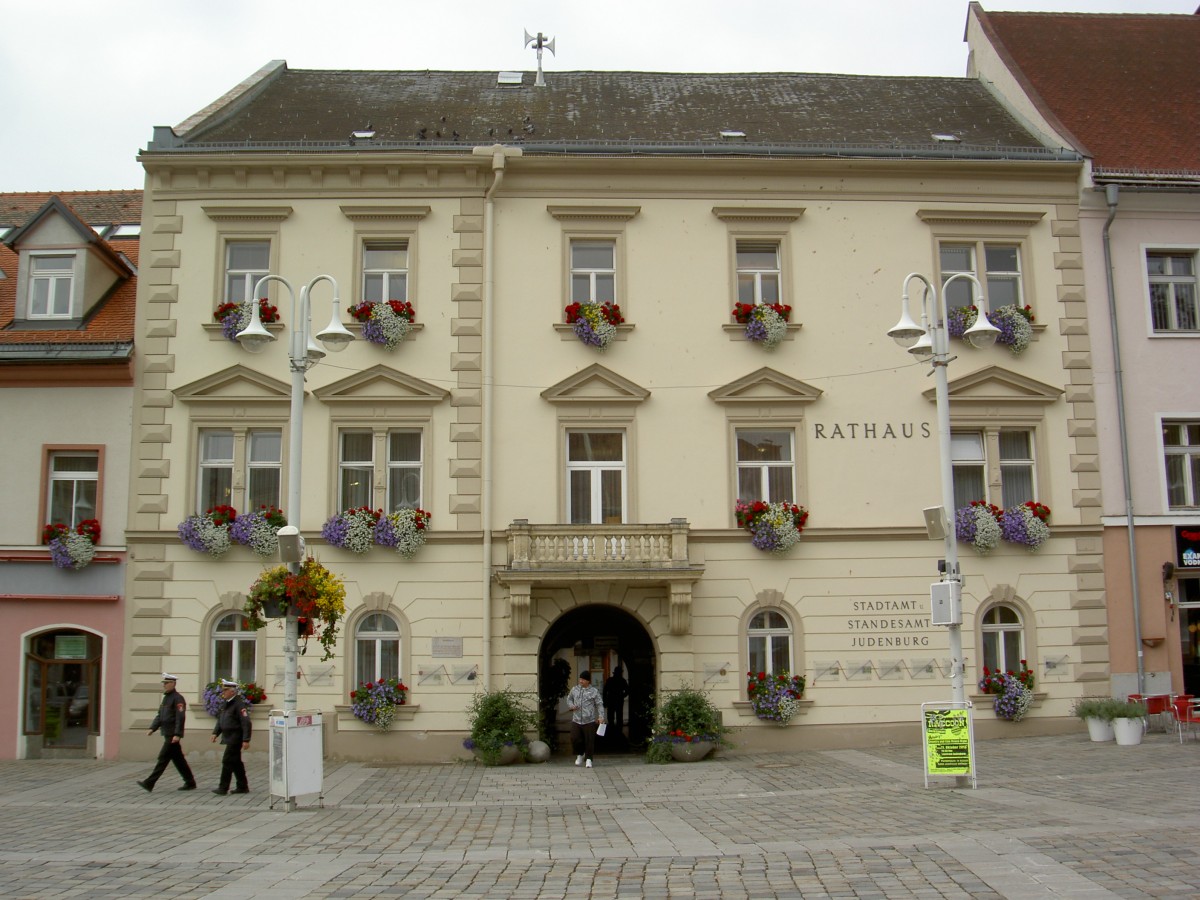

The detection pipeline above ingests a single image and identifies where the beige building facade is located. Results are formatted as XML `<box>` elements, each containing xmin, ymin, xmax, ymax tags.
<box><xmin>124</xmin><ymin>64</ymin><xmax>1101</xmax><ymax>760</ymax></box>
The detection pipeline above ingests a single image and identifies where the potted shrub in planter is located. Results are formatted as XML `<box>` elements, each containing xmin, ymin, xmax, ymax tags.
<box><xmin>463</xmin><ymin>687</ymin><xmax>537</xmax><ymax>765</ymax></box>
<box><xmin>1072</xmin><ymin>697</ymin><xmax>1116</xmax><ymax>742</ymax></box>
<box><xmin>1110</xmin><ymin>699</ymin><xmax>1148</xmax><ymax>746</ymax></box>
<box><xmin>646</xmin><ymin>686</ymin><xmax>730</xmax><ymax>763</ymax></box>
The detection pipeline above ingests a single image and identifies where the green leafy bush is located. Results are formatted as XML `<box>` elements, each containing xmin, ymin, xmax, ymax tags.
<box><xmin>464</xmin><ymin>687</ymin><xmax>537</xmax><ymax>765</ymax></box>
<box><xmin>645</xmin><ymin>686</ymin><xmax>730</xmax><ymax>764</ymax></box>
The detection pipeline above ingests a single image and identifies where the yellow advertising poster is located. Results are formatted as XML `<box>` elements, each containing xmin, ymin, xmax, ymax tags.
<box><xmin>923</xmin><ymin>707</ymin><xmax>972</xmax><ymax>776</ymax></box>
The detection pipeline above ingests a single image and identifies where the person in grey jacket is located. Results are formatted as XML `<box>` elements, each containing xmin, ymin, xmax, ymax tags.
<box><xmin>566</xmin><ymin>670</ymin><xmax>606</xmax><ymax>768</ymax></box>
<box><xmin>210</xmin><ymin>679</ymin><xmax>252</xmax><ymax>794</ymax></box>
<box><xmin>138</xmin><ymin>673</ymin><xmax>196</xmax><ymax>792</ymax></box>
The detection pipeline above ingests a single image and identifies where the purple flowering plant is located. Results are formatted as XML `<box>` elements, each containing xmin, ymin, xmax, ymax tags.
<box><xmin>735</xmin><ymin>499</ymin><xmax>809</xmax><ymax>553</ymax></box>
<box><xmin>947</xmin><ymin>304</ymin><xmax>1034</xmax><ymax>355</ymax></box>
<box><xmin>321</xmin><ymin>507</ymin><xmax>382</xmax><ymax>554</ymax></box>
<box><xmin>178</xmin><ymin>505</ymin><xmax>236</xmax><ymax>556</ymax></box>
<box><xmin>747</xmin><ymin>671</ymin><xmax>806</xmax><ymax>724</ymax></box>
<box><xmin>350</xmin><ymin>677</ymin><xmax>408</xmax><ymax>730</ymax></box>
<box><xmin>374</xmin><ymin>507</ymin><xmax>432</xmax><ymax>557</ymax></box>
<box><xmin>229</xmin><ymin>505</ymin><xmax>287</xmax><ymax>556</ymax></box>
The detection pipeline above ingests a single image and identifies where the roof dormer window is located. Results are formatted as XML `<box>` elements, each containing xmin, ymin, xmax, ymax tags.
<box><xmin>29</xmin><ymin>253</ymin><xmax>75</xmax><ymax>319</ymax></box>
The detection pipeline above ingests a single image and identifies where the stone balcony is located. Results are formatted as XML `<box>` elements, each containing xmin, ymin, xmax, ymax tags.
<box><xmin>495</xmin><ymin>518</ymin><xmax>705</xmax><ymax>636</ymax></box>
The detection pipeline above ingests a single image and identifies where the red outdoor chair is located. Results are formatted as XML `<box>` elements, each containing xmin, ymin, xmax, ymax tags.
<box><xmin>1169</xmin><ymin>695</ymin><xmax>1200</xmax><ymax>743</ymax></box>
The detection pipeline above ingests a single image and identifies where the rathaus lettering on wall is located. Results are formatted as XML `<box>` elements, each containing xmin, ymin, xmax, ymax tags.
<box><xmin>813</xmin><ymin>423</ymin><xmax>932</xmax><ymax>439</ymax></box>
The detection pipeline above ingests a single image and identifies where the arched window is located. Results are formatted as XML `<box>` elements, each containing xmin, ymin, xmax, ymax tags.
<box><xmin>980</xmin><ymin>604</ymin><xmax>1025</xmax><ymax>673</ymax></box>
<box><xmin>747</xmin><ymin>609</ymin><xmax>793</xmax><ymax>676</ymax></box>
<box><xmin>356</xmin><ymin>613</ymin><xmax>401</xmax><ymax>684</ymax></box>
<box><xmin>212</xmin><ymin>613</ymin><xmax>256</xmax><ymax>683</ymax></box>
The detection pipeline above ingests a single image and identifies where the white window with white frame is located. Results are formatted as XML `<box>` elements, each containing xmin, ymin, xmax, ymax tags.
<box><xmin>570</xmin><ymin>241</ymin><xmax>616</xmax><ymax>304</ymax></box>
<box><xmin>980</xmin><ymin>604</ymin><xmax>1025</xmax><ymax>674</ymax></box>
<box><xmin>356</xmin><ymin>613</ymin><xmax>401</xmax><ymax>684</ymax></box>
<box><xmin>747</xmin><ymin>610</ymin><xmax>793</xmax><ymax>677</ymax></box>
<box><xmin>387</xmin><ymin>430</ymin><xmax>422</xmax><ymax>512</ymax></box>
<box><xmin>47</xmin><ymin>450</ymin><xmax>98</xmax><ymax>526</ymax></box>
<box><xmin>362</xmin><ymin>242</ymin><xmax>408</xmax><ymax>303</ymax></box>
<box><xmin>212</xmin><ymin>613</ymin><xmax>256</xmax><ymax>683</ymax></box>
<box><xmin>736</xmin><ymin>242</ymin><xmax>781</xmax><ymax>305</ymax></box>
<box><xmin>567</xmin><ymin>430</ymin><xmax>625</xmax><ymax>525</ymax></box>
<box><xmin>338</xmin><ymin>430</ymin><xmax>375</xmax><ymax>510</ymax></box>
<box><xmin>736</xmin><ymin>428</ymin><xmax>795</xmax><ymax>503</ymax></box>
<box><xmin>940</xmin><ymin>243</ymin><xmax>1023</xmax><ymax>313</ymax></box>
<box><xmin>28</xmin><ymin>253</ymin><xmax>75</xmax><ymax>319</ymax></box>
<box><xmin>224</xmin><ymin>241</ymin><xmax>270</xmax><ymax>304</ymax></box>
<box><xmin>197</xmin><ymin>427</ymin><xmax>282</xmax><ymax>512</ymax></box>
<box><xmin>1148</xmin><ymin>251</ymin><xmax>1198</xmax><ymax>333</ymax></box>
<box><xmin>1164</xmin><ymin>420</ymin><xmax>1200</xmax><ymax>508</ymax></box>
<box><xmin>951</xmin><ymin>429</ymin><xmax>1036</xmax><ymax>509</ymax></box>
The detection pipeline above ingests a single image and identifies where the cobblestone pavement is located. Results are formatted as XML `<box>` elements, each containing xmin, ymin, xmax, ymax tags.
<box><xmin>1</xmin><ymin>732</ymin><xmax>1199</xmax><ymax>898</ymax></box>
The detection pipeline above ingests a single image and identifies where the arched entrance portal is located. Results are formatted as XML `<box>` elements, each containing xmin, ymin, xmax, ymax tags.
<box><xmin>540</xmin><ymin>604</ymin><xmax>656</xmax><ymax>755</ymax></box>
<box><xmin>24</xmin><ymin>628</ymin><xmax>103</xmax><ymax>758</ymax></box>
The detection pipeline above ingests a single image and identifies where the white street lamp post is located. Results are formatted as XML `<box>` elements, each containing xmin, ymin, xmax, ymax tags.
<box><xmin>888</xmin><ymin>272</ymin><xmax>999</xmax><ymax>707</ymax></box>
<box><xmin>236</xmin><ymin>274</ymin><xmax>355</xmax><ymax>711</ymax></box>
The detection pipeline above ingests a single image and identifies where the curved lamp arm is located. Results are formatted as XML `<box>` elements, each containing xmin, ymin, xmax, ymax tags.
<box><xmin>236</xmin><ymin>275</ymin><xmax>296</xmax><ymax>353</ymax></box>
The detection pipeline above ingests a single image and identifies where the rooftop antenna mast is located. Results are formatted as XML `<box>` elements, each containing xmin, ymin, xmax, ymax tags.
<box><xmin>524</xmin><ymin>30</ymin><xmax>556</xmax><ymax>87</ymax></box>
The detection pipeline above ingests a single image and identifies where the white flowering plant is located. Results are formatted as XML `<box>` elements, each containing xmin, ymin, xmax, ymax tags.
<box><xmin>321</xmin><ymin>507</ymin><xmax>382</xmax><ymax>554</ymax></box>
<box><xmin>948</xmin><ymin>304</ymin><xmax>1034</xmax><ymax>355</ymax></box>
<box><xmin>229</xmin><ymin>505</ymin><xmax>287</xmax><ymax>556</ymax></box>
<box><xmin>954</xmin><ymin>501</ymin><xmax>1002</xmax><ymax>554</ymax></box>
<box><xmin>43</xmin><ymin>519</ymin><xmax>101</xmax><ymax>570</ymax></box>
<box><xmin>348</xmin><ymin>300</ymin><xmax>415</xmax><ymax>349</ymax></box>
<box><xmin>732</xmin><ymin>302</ymin><xmax>792</xmax><ymax>349</ymax></box>
<box><xmin>735</xmin><ymin>499</ymin><xmax>809</xmax><ymax>553</ymax></box>
<box><xmin>564</xmin><ymin>301</ymin><xmax>624</xmax><ymax>350</ymax></box>
<box><xmin>375</xmin><ymin>507</ymin><xmax>432</xmax><ymax>557</ymax></box>
<box><xmin>178</xmin><ymin>505</ymin><xmax>236</xmax><ymax>556</ymax></box>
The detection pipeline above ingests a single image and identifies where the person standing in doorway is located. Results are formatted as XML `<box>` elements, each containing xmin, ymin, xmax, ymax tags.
<box><xmin>602</xmin><ymin>665</ymin><xmax>628</xmax><ymax>736</ymax></box>
<box><xmin>210</xmin><ymin>679</ymin><xmax>252</xmax><ymax>794</ymax></box>
<box><xmin>567</xmin><ymin>670</ymin><xmax>605</xmax><ymax>768</ymax></box>
<box><xmin>137</xmin><ymin>673</ymin><xmax>196</xmax><ymax>792</ymax></box>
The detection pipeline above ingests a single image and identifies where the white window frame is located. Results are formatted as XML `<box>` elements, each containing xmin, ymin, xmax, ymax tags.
<box><xmin>195</xmin><ymin>426</ymin><xmax>284</xmax><ymax>514</ymax></box>
<box><xmin>338</xmin><ymin>429</ymin><xmax>376</xmax><ymax>510</ymax></box>
<box><xmin>386</xmin><ymin>429</ymin><xmax>423</xmax><ymax>512</ymax></box>
<box><xmin>735</xmin><ymin>428</ymin><xmax>795</xmax><ymax>503</ymax></box>
<box><xmin>45</xmin><ymin>449</ymin><xmax>100</xmax><ymax>528</ymax></box>
<box><xmin>1163</xmin><ymin>418</ymin><xmax>1200</xmax><ymax>509</ymax></box>
<box><xmin>246</xmin><ymin>429</ymin><xmax>283</xmax><ymax>511</ymax></box>
<box><xmin>566</xmin><ymin>429</ymin><xmax>627</xmax><ymax>525</ymax></box>
<box><xmin>28</xmin><ymin>252</ymin><xmax>75</xmax><ymax>319</ymax></box>
<box><xmin>979</xmin><ymin>603</ymin><xmax>1026</xmax><ymax>674</ymax></box>
<box><xmin>1147</xmin><ymin>248</ymin><xmax>1199</xmax><ymax>333</ymax></box>
<box><xmin>569</xmin><ymin>240</ymin><xmax>616</xmax><ymax>305</ymax></box>
<box><xmin>951</xmin><ymin>427</ymin><xmax>1038</xmax><ymax>509</ymax></box>
<box><xmin>747</xmin><ymin>609</ymin><xmax>794</xmax><ymax>678</ymax></box>
<box><xmin>939</xmin><ymin>242</ymin><xmax>1024</xmax><ymax>313</ymax></box>
<box><xmin>335</xmin><ymin>426</ymin><xmax>427</xmax><ymax>513</ymax></box>
<box><xmin>355</xmin><ymin>613</ymin><xmax>402</xmax><ymax>684</ymax></box>
<box><xmin>223</xmin><ymin>240</ymin><xmax>271</xmax><ymax>305</ymax></box>
<box><xmin>735</xmin><ymin>241</ymin><xmax>782</xmax><ymax>306</ymax></box>
<box><xmin>362</xmin><ymin>241</ymin><xmax>409</xmax><ymax>303</ymax></box>
<box><xmin>212</xmin><ymin>613</ymin><xmax>257</xmax><ymax>683</ymax></box>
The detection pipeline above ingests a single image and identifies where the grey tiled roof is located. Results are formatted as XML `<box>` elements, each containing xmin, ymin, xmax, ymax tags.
<box><xmin>156</xmin><ymin>66</ymin><xmax>1070</xmax><ymax>160</ymax></box>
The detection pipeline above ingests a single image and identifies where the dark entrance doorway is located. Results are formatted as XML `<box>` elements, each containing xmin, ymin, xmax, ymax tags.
<box><xmin>540</xmin><ymin>604</ymin><xmax>655</xmax><ymax>755</ymax></box>
<box><xmin>24</xmin><ymin>629</ymin><xmax>102</xmax><ymax>757</ymax></box>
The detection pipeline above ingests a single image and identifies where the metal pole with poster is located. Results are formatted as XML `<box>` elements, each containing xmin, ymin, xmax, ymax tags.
<box><xmin>921</xmin><ymin>701</ymin><xmax>976</xmax><ymax>789</ymax></box>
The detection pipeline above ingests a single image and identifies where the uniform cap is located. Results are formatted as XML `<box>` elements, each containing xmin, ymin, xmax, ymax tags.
<box><xmin>220</xmin><ymin>679</ymin><xmax>239</xmax><ymax>688</ymax></box>
<box><xmin>161</xmin><ymin>672</ymin><xmax>178</xmax><ymax>682</ymax></box>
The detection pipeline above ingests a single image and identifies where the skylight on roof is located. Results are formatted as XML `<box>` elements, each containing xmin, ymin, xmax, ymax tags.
<box><xmin>932</xmin><ymin>133</ymin><xmax>961</xmax><ymax>143</ymax></box>
<box><xmin>719</xmin><ymin>130</ymin><xmax>747</xmax><ymax>140</ymax></box>
<box><xmin>111</xmin><ymin>224</ymin><xmax>141</xmax><ymax>238</ymax></box>
<box><xmin>0</xmin><ymin>226</ymin><xmax>10</xmax><ymax>241</ymax></box>
<box><xmin>497</xmin><ymin>71</ymin><xmax>523</xmax><ymax>86</ymax></box>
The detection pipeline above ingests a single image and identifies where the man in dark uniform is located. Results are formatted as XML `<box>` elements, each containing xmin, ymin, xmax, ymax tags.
<box><xmin>210</xmin><ymin>678</ymin><xmax>252</xmax><ymax>794</ymax></box>
<box><xmin>138</xmin><ymin>673</ymin><xmax>196</xmax><ymax>792</ymax></box>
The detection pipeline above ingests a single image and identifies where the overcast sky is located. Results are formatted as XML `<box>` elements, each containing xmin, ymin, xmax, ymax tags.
<box><xmin>1</xmin><ymin>0</ymin><xmax>1193</xmax><ymax>193</ymax></box>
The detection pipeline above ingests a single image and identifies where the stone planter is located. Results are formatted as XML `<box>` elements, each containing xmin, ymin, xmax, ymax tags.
<box><xmin>669</xmin><ymin>741</ymin><xmax>714</xmax><ymax>762</ymax></box>
<box><xmin>1112</xmin><ymin>717</ymin><xmax>1144</xmax><ymax>746</ymax></box>
<box><xmin>473</xmin><ymin>744</ymin><xmax>523</xmax><ymax>765</ymax></box>
<box><xmin>1085</xmin><ymin>717</ymin><xmax>1114</xmax><ymax>742</ymax></box>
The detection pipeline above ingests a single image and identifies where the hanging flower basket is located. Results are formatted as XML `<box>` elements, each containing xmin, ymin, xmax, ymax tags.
<box><xmin>735</xmin><ymin>500</ymin><xmax>808</xmax><ymax>553</ymax></box>
<box><xmin>178</xmin><ymin>505</ymin><xmax>237</xmax><ymax>556</ymax></box>
<box><xmin>732</xmin><ymin>302</ymin><xmax>792</xmax><ymax>349</ymax></box>
<box><xmin>348</xmin><ymin>300</ymin><xmax>415</xmax><ymax>349</ymax></box>
<box><xmin>954</xmin><ymin>501</ymin><xmax>1002</xmax><ymax>554</ymax></box>
<box><xmin>350</xmin><ymin>677</ymin><xmax>409</xmax><ymax>731</ymax></box>
<box><xmin>746</xmin><ymin>671</ymin><xmax>806</xmax><ymax>724</ymax></box>
<box><xmin>214</xmin><ymin>298</ymin><xmax>279</xmax><ymax>342</ymax></box>
<box><xmin>979</xmin><ymin>662</ymin><xmax>1035</xmax><ymax>721</ymax></box>
<box><xmin>321</xmin><ymin>507</ymin><xmax>382</xmax><ymax>553</ymax></box>
<box><xmin>374</xmin><ymin>507</ymin><xmax>432</xmax><ymax>557</ymax></box>
<box><xmin>244</xmin><ymin>558</ymin><xmax>346</xmax><ymax>660</ymax></box>
<box><xmin>43</xmin><ymin>519</ymin><xmax>101</xmax><ymax>570</ymax></box>
<box><xmin>564</xmin><ymin>301</ymin><xmax>624</xmax><ymax>350</ymax></box>
<box><xmin>1000</xmin><ymin>501</ymin><xmax>1051</xmax><ymax>550</ymax></box>
<box><xmin>229</xmin><ymin>505</ymin><xmax>287</xmax><ymax>557</ymax></box>
<box><xmin>948</xmin><ymin>304</ymin><xmax>1034</xmax><ymax>355</ymax></box>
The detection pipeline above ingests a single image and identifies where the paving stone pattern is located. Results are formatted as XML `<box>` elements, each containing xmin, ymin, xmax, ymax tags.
<box><xmin>1</xmin><ymin>733</ymin><xmax>1198</xmax><ymax>898</ymax></box>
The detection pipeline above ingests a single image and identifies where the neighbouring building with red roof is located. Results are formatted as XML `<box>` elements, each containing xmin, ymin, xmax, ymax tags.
<box><xmin>0</xmin><ymin>190</ymin><xmax>141</xmax><ymax>758</ymax></box>
<box><xmin>968</xmin><ymin>4</ymin><xmax>1200</xmax><ymax>701</ymax></box>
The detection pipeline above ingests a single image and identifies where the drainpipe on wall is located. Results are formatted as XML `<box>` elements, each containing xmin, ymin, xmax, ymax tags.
<box><xmin>1101</xmin><ymin>182</ymin><xmax>1145</xmax><ymax>695</ymax></box>
<box><xmin>472</xmin><ymin>144</ymin><xmax>522</xmax><ymax>687</ymax></box>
